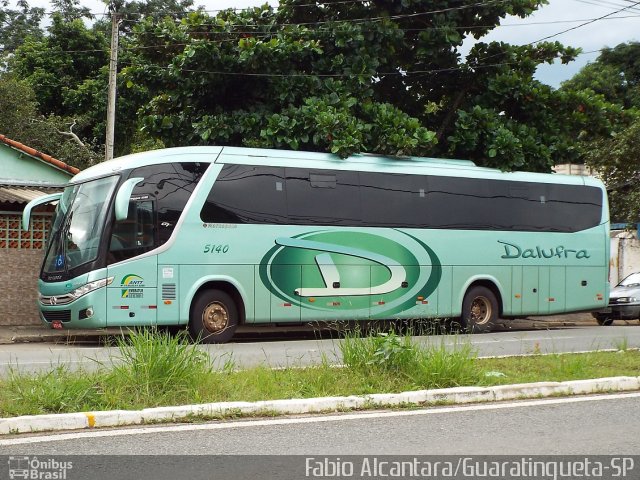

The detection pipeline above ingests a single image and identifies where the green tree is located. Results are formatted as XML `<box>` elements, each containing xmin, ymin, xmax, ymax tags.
<box><xmin>5</xmin><ymin>0</ymin><xmax>627</xmax><ymax>172</ymax></box>
<box><xmin>563</xmin><ymin>42</ymin><xmax>640</xmax><ymax>109</ymax></box>
<box><xmin>448</xmin><ymin>44</ymin><xmax>626</xmax><ymax>171</ymax></box>
<box><xmin>0</xmin><ymin>73</ymin><xmax>100</xmax><ymax>168</ymax></box>
<box><xmin>0</xmin><ymin>73</ymin><xmax>38</xmax><ymax>134</ymax></box>
<box><xmin>0</xmin><ymin>0</ymin><xmax>44</xmax><ymax>55</ymax></box>
<box><xmin>50</xmin><ymin>0</ymin><xmax>94</xmax><ymax>22</ymax></box>
<box><xmin>9</xmin><ymin>9</ymin><xmax>110</xmax><ymax>156</ymax></box>
<box><xmin>584</xmin><ymin>116</ymin><xmax>640</xmax><ymax>223</ymax></box>
<box><xmin>124</xmin><ymin>6</ymin><xmax>438</xmax><ymax>158</ymax></box>
<box><xmin>562</xmin><ymin>42</ymin><xmax>640</xmax><ymax>222</ymax></box>
<box><xmin>123</xmin><ymin>0</ymin><xmax>619</xmax><ymax>168</ymax></box>
<box><xmin>11</xmin><ymin>13</ymin><xmax>108</xmax><ymax>117</ymax></box>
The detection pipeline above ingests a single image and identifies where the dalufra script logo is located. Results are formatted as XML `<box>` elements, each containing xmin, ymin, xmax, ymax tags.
<box><xmin>498</xmin><ymin>240</ymin><xmax>591</xmax><ymax>260</ymax></box>
<box><xmin>259</xmin><ymin>231</ymin><xmax>442</xmax><ymax>317</ymax></box>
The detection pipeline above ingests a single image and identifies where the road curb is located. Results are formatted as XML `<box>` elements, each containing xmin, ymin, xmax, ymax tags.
<box><xmin>1</xmin><ymin>376</ymin><xmax>639</xmax><ymax>435</ymax></box>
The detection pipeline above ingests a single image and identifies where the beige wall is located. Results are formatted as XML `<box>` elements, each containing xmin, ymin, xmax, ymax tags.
<box><xmin>610</xmin><ymin>232</ymin><xmax>640</xmax><ymax>285</ymax></box>
<box><xmin>553</xmin><ymin>163</ymin><xmax>596</xmax><ymax>176</ymax></box>
<box><xmin>0</xmin><ymin>249</ymin><xmax>44</xmax><ymax>325</ymax></box>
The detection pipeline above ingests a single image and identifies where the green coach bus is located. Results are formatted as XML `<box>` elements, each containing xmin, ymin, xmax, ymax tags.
<box><xmin>23</xmin><ymin>146</ymin><xmax>610</xmax><ymax>343</ymax></box>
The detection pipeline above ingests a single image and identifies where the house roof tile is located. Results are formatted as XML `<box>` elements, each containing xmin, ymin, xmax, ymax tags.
<box><xmin>0</xmin><ymin>134</ymin><xmax>80</xmax><ymax>176</ymax></box>
<box><xmin>0</xmin><ymin>185</ymin><xmax>60</xmax><ymax>204</ymax></box>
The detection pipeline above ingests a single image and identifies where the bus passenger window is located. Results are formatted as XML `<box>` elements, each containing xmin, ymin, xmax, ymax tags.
<box><xmin>200</xmin><ymin>165</ymin><xmax>287</xmax><ymax>224</ymax></box>
<box><xmin>108</xmin><ymin>200</ymin><xmax>156</xmax><ymax>263</ymax></box>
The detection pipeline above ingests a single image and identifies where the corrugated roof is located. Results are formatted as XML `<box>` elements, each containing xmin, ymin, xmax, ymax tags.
<box><xmin>0</xmin><ymin>135</ymin><xmax>80</xmax><ymax>175</ymax></box>
<box><xmin>0</xmin><ymin>186</ymin><xmax>60</xmax><ymax>205</ymax></box>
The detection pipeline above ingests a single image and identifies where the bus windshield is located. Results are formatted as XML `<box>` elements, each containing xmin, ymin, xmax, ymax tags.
<box><xmin>43</xmin><ymin>176</ymin><xmax>119</xmax><ymax>275</ymax></box>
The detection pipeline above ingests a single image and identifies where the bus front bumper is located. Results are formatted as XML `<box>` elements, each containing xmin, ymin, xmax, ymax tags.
<box><xmin>39</xmin><ymin>288</ymin><xmax>108</xmax><ymax>329</ymax></box>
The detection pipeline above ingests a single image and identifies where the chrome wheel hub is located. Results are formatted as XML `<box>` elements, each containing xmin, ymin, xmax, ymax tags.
<box><xmin>202</xmin><ymin>302</ymin><xmax>229</xmax><ymax>333</ymax></box>
<box><xmin>470</xmin><ymin>296</ymin><xmax>492</xmax><ymax>325</ymax></box>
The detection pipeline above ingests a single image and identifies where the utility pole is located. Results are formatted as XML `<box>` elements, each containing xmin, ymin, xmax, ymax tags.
<box><xmin>105</xmin><ymin>2</ymin><xmax>120</xmax><ymax>161</ymax></box>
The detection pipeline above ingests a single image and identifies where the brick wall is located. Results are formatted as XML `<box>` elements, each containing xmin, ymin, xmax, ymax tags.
<box><xmin>0</xmin><ymin>212</ymin><xmax>51</xmax><ymax>326</ymax></box>
<box><xmin>0</xmin><ymin>249</ymin><xmax>44</xmax><ymax>325</ymax></box>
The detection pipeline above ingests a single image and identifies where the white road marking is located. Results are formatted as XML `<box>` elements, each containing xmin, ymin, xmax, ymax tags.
<box><xmin>2</xmin><ymin>392</ymin><xmax>639</xmax><ymax>446</ymax></box>
<box><xmin>0</xmin><ymin>360</ymin><xmax>90</xmax><ymax>366</ymax></box>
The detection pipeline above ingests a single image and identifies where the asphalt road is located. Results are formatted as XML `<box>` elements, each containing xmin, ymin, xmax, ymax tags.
<box><xmin>1</xmin><ymin>325</ymin><xmax>639</xmax><ymax>374</ymax></box>
<box><xmin>2</xmin><ymin>393</ymin><xmax>639</xmax><ymax>455</ymax></box>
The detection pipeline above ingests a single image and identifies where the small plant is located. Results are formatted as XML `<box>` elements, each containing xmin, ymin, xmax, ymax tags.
<box><xmin>340</xmin><ymin>328</ymin><xmax>480</xmax><ymax>389</ymax></box>
<box><xmin>366</xmin><ymin>332</ymin><xmax>416</xmax><ymax>370</ymax></box>
<box><xmin>341</xmin><ymin>328</ymin><xmax>414</xmax><ymax>371</ymax></box>
<box><xmin>104</xmin><ymin>328</ymin><xmax>212</xmax><ymax>406</ymax></box>
<box><xmin>2</xmin><ymin>365</ymin><xmax>101</xmax><ymax>416</ymax></box>
<box><xmin>532</xmin><ymin>341</ymin><xmax>542</xmax><ymax>355</ymax></box>
<box><xmin>2</xmin><ymin>331</ymin><xmax>639</xmax><ymax>419</ymax></box>
<box><xmin>613</xmin><ymin>337</ymin><xmax>629</xmax><ymax>352</ymax></box>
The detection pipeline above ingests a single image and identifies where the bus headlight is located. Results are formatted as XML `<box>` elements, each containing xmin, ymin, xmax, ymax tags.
<box><xmin>71</xmin><ymin>277</ymin><xmax>114</xmax><ymax>300</ymax></box>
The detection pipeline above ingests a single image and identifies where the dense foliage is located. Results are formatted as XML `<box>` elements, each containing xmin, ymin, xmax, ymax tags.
<box><xmin>562</xmin><ymin>42</ymin><xmax>640</xmax><ymax>223</ymax></box>
<box><xmin>0</xmin><ymin>0</ymin><xmax>637</xmax><ymax>221</ymax></box>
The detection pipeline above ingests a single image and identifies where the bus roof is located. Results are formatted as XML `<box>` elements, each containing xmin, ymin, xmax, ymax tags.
<box><xmin>70</xmin><ymin>146</ymin><xmax>603</xmax><ymax>188</ymax></box>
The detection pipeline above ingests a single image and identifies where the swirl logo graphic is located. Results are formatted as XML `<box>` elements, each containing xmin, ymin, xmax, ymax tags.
<box><xmin>259</xmin><ymin>231</ymin><xmax>441</xmax><ymax>317</ymax></box>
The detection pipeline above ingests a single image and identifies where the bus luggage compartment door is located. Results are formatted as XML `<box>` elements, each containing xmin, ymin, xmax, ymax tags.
<box><xmin>522</xmin><ymin>266</ymin><xmax>540</xmax><ymax>315</ymax></box>
<box><xmin>300</xmin><ymin>262</ymin><xmax>371</xmax><ymax>322</ymax></box>
<box><xmin>269</xmin><ymin>265</ymin><xmax>302</xmax><ymax>323</ymax></box>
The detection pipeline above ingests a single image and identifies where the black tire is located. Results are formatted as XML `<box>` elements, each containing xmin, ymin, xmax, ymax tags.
<box><xmin>595</xmin><ymin>315</ymin><xmax>614</xmax><ymax>326</ymax></box>
<box><xmin>189</xmin><ymin>289</ymin><xmax>239</xmax><ymax>344</ymax></box>
<box><xmin>460</xmin><ymin>286</ymin><xmax>499</xmax><ymax>333</ymax></box>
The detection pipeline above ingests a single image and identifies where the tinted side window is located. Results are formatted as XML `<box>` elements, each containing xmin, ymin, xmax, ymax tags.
<box><xmin>544</xmin><ymin>183</ymin><xmax>602</xmax><ymax>232</ymax></box>
<box><xmin>109</xmin><ymin>200</ymin><xmax>156</xmax><ymax>264</ymax></box>
<box><xmin>130</xmin><ymin>162</ymin><xmax>208</xmax><ymax>245</ymax></box>
<box><xmin>198</xmin><ymin>164</ymin><xmax>603</xmax><ymax>232</ymax></box>
<box><xmin>286</xmin><ymin>168</ymin><xmax>360</xmax><ymax>226</ymax></box>
<box><xmin>426</xmin><ymin>177</ymin><xmax>545</xmax><ymax>231</ymax></box>
<box><xmin>360</xmin><ymin>172</ymin><xmax>427</xmax><ymax>227</ymax></box>
<box><xmin>426</xmin><ymin>176</ymin><xmax>602</xmax><ymax>232</ymax></box>
<box><xmin>200</xmin><ymin>165</ymin><xmax>287</xmax><ymax>224</ymax></box>
<box><xmin>427</xmin><ymin>176</ymin><xmax>490</xmax><ymax>229</ymax></box>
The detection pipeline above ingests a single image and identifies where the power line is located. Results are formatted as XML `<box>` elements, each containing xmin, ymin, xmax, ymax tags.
<box><xmin>117</xmin><ymin>45</ymin><xmax>614</xmax><ymax>79</ymax></box>
<box><xmin>573</xmin><ymin>0</ymin><xmax>640</xmax><ymax>13</ymax></box>
<box><xmin>118</xmin><ymin>59</ymin><xmax>520</xmax><ymax>77</ymax></box>
<box><xmin>122</xmin><ymin>12</ymin><xmax>640</xmax><ymax>34</ymax></box>
<box><xmin>531</xmin><ymin>0</ymin><xmax>640</xmax><ymax>44</ymax></box>
<box><xmin>34</xmin><ymin>0</ymin><xmax>504</xmax><ymax>20</ymax></box>
<box><xmin>115</xmin><ymin>0</ymin><xmax>510</xmax><ymax>27</ymax></box>
<box><xmin>36</xmin><ymin>0</ymin><xmax>353</xmax><ymax>17</ymax></box>
<box><xmin>475</xmin><ymin>0</ymin><xmax>640</xmax><ymax>65</ymax></box>
<box><xmin>17</xmin><ymin>46</ymin><xmax>615</xmax><ymax>89</ymax></box>
<box><xmin>17</xmin><ymin>13</ymin><xmax>640</xmax><ymax>56</ymax></box>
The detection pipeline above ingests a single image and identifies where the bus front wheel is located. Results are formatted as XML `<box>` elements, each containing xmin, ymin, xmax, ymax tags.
<box><xmin>460</xmin><ymin>286</ymin><xmax>498</xmax><ymax>333</ymax></box>
<box><xmin>189</xmin><ymin>289</ymin><xmax>238</xmax><ymax>344</ymax></box>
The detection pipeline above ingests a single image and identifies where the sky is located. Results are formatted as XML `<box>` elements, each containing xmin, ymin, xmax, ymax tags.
<box><xmin>14</xmin><ymin>0</ymin><xmax>640</xmax><ymax>87</ymax></box>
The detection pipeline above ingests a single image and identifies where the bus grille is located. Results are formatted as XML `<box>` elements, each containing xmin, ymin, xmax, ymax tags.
<box><xmin>42</xmin><ymin>310</ymin><xmax>72</xmax><ymax>322</ymax></box>
<box><xmin>162</xmin><ymin>284</ymin><xmax>176</xmax><ymax>300</ymax></box>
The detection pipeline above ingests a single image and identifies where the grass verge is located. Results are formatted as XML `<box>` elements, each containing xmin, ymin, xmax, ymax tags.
<box><xmin>0</xmin><ymin>330</ymin><xmax>639</xmax><ymax>417</ymax></box>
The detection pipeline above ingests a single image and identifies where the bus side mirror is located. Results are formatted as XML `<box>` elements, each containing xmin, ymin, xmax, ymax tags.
<box><xmin>22</xmin><ymin>192</ymin><xmax>63</xmax><ymax>231</ymax></box>
<box><xmin>115</xmin><ymin>178</ymin><xmax>144</xmax><ymax>221</ymax></box>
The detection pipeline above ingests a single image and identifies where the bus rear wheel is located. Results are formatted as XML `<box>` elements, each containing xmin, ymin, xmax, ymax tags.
<box><xmin>189</xmin><ymin>289</ymin><xmax>238</xmax><ymax>344</ymax></box>
<box><xmin>460</xmin><ymin>286</ymin><xmax>498</xmax><ymax>333</ymax></box>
